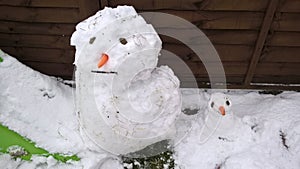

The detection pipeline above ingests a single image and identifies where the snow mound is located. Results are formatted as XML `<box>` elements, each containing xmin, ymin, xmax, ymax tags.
<box><xmin>174</xmin><ymin>89</ymin><xmax>300</xmax><ymax>169</ymax></box>
<box><xmin>71</xmin><ymin>6</ymin><xmax>181</xmax><ymax>155</ymax></box>
<box><xmin>0</xmin><ymin>50</ymin><xmax>84</xmax><ymax>154</ymax></box>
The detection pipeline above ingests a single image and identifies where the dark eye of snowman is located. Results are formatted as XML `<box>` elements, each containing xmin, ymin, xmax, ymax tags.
<box><xmin>226</xmin><ymin>100</ymin><xmax>230</xmax><ymax>106</ymax></box>
<box><xmin>210</xmin><ymin>102</ymin><xmax>214</xmax><ymax>108</ymax></box>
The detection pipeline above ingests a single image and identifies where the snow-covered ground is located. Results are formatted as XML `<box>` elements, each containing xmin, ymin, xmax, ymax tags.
<box><xmin>175</xmin><ymin>89</ymin><xmax>300</xmax><ymax>169</ymax></box>
<box><xmin>1</xmin><ymin>50</ymin><xmax>300</xmax><ymax>169</ymax></box>
<box><xmin>0</xmin><ymin>50</ymin><xmax>122</xmax><ymax>169</ymax></box>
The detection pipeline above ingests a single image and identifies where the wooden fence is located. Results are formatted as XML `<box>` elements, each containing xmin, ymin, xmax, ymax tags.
<box><xmin>0</xmin><ymin>0</ymin><xmax>300</xmax><ymax>90</ymax></box>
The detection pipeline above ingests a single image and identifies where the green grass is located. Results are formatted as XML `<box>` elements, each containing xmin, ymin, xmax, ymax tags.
<box><xmin>0</xmin><ymin>124</ymin><xmax>80</xmax><ymax>162</ymax></box>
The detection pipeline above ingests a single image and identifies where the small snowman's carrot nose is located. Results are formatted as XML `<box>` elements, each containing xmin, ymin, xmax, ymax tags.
<box><xmin>219</xmin><ymin>106</ymin><xmax>226</xmax><ymax>116</ymax></box>
<box><xmin>97</xmin><ymin>53</ymin><xmax>109</xmax><ymax>68</ymax></box>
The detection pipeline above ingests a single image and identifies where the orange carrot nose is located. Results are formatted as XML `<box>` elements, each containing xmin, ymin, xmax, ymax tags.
<box><xmin>219</xmin><ymin>106</ymin><xmax>226</xmax><ymax>116</ymax></box>
<box><xmin>98</xmin><ymin>53</ymin><xmax>109</xmax><ymax>68</ymax></box>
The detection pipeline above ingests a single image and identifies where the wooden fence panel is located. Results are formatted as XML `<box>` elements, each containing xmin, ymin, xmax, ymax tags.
<box><xmin>0</xmin><ymin>6</ymin><xmax>79</xmax><ymax>23</ymax></box>
<box><xmin>0</xmin><ymin>0</ymin><xmax>78</xmax><ymax>8</ymax></box>
<box><xmin>2</xmin><ymin>47</ymin><xmax>75</xmax><ymax>63</ymax></box>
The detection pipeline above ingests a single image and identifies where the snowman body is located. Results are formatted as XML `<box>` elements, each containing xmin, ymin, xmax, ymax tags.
<box><xmin>71</xmin><ymin>6</ymin><xmax>181</xmax><ymax>155</ymax></box>
<box><xmin>200</xmin><ymin>93</ymin><xmax>238</xmax><ymax>141</ymax></box>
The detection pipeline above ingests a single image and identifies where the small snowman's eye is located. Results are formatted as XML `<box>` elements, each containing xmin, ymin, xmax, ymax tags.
<box><xmin>210</xmin><ymin>102</ymin><xmax>214</xmax><ymax>108</ymax></box>
<box><xmin>226</xmin><ymin>100</ymin><xmax>230</xmax><ymax>106</ymax></box>
<box><xmin>119</xmin><ymin>38</ymin><xmax>128</xmax><ymax>45</ymax></box>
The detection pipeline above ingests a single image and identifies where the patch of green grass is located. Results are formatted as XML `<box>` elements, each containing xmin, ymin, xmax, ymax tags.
<box><xmin>0</xmin><ymin>123</ymin><xmax>80</xmax><ymax>162</ymax></box>
<box><xmin>122</xmin><ymin>151</ymin><xmax>174</xmax><ymax>169</ymax></box>
<box><xmin>0</xmin><ymin>57</ymin><xmax>3</xmax><ymax>62</ymax></box>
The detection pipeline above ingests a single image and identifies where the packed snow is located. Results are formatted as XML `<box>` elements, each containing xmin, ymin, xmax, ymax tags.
<box><xmin>71</xmin><ymin>6</ymin><xmax>181</xmax><ymax>156</ymax></box>
<box><xmin>175</xmin><ymin>89</ymin><xmax>300</xmax><ymax>169</ymax></box>
<box><xmin>0</xmin><ymin>50</ymin><xmax>122</xmax><ymax>169</ymax></box>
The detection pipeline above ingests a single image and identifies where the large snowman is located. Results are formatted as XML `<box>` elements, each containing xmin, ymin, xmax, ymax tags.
<box><xmin>71</xmin><ymin>6</ymin><xmax>181</xmax><ymax>155</ymax></box>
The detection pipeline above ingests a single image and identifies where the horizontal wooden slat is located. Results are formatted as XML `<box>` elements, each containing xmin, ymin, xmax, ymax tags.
<box><xmin>272</xmin><ymin>13</ymin><xmax>300</xmax><ymax>32</ymax></box>
<box><xmin>147</xmin><ymin>10</ymin><xmax>263</xmax><ymax>30</ymax></box>
<box><xmin>214</xmin><ymin>45</ymin><xmax>253</xmax><ymax>62</ymax></box>
<box><xmin>255</xmin><ymin>63</ymin><xmax>300</xmax><ymax>76</ymax></box>
<box><xmin>268</xmin><ymin>32</ymin><xmax>300</xmax><ymax>47</ymax></box>
<box><xmin>0</xmin><ymin>6</ymin><xmax>79</xmax><ymax>23</ymax></box>
<box><xmin>180</xmin><ymin>79</ymin><xmax>243</xmax><ymax>88</ymax></box>
<box><xmin>162</xmin><ymin>44</ymin><xmax>253</xmax><ymax>62</ymax></box>
<box><xmin>160</xmin><ymin>30</ymin><xmax>258</xmax><ymax>45</ymax></box>
<box><xmin>179</xmin><ymin>75</ymin><xmax>244</xmax><ymax>83</ymax></box>
<box><xmin>109</xmin><ymin>0</ymin><xmax>268</xmax><ymax>11</ymax></box>
<box><xmin>78</xmin><ymin>0</ymin><xmax>99</xmax><ymax>20</ymax></box>
<box><xmin>0</xmin><ymin>33</ymin><xmax>72</xmax><ymax>49</ymax></box>
<box><xmin>193</xmin><ymin>0</ymin><xmax>268</xmax><ymax>11</ymax></box>
<box><xmin>159</xmin><ymin>61</ymin><xmax>248</xmax><ymax>76</ymax></box>
<box><xmin>252</xmin><ymin>75</ymin><xmax>300</xmax><ymax>84</ymax></box>
<box><xmin>1</xmin><ymin>47</ymin><xmax>74</xmax><ymax>63</ymax></box>
<box><xmin>179</xmin><ymin>77</ymin><xmax>300</xmax><ymax>89</ymax></box>
<box><xmin>279</xmin><ymin>0</ymin><xmax>300</xmax><ymax>13</ymax></box>
<box><xmin>180</xmin><ymin>76</ymin><xmax>300</xmax><ymax>89</ymax></box>
<box><xmin>109</xmin><ymin>0</ymin><xmax>199</xmax><ymax>10</ymax></box>
<box><xmin>160</xmin><ymin>59</ymin><xmax>300</xmax><ymax>76</ymax></box>
<box><xmin>190</xmin><ymin>62</ymin><xmax>247</xmax><ymax>76</ymax></box>
<box><xmin>228</xmin><ymin>84</ymin><xmax>300</xmax><ymax>90</ymax></box>
<box><xmin>23</xmin><ymin>62</ymin><xmax>74</xmax><ymax>77</ymax></box>
<box><xmin>0</xmin><ymin>0</ymin><xmax>78</xmax><ymax>8</ymax></box>
<box><xmin>194</xmin><ymin>12</ymin><xmax>263</xmax><ymax>30</ymax></box>
<box><xmin>260</xmin><ymin>47</ymin><xmax>300</xmax><ymax>63</ymax></box>
<box><xmin>0</xmin><ymin>21</ymin><xmax>75</xmax><ymax>35</ymax></box>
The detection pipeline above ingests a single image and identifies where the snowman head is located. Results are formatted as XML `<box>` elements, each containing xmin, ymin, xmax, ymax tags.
<box><xmin>208</xmin><ymin>93</ymin><xmax>232</xmax><ymax>116</ymax></box>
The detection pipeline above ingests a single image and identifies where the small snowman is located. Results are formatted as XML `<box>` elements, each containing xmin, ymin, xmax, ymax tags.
<box><xmin>199</xmin><ymin>93</ymin><xmax>238</xmax><ymax>142</ymax></box>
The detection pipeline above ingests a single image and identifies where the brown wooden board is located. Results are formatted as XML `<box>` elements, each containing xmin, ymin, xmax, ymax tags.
<box><xmin>0</xmin><ymin>6</ymin><xmax>79</xmax><ymax>23</ymax></box>
<box><xmin>0</xmin><ymin>0</ymin><xmax>78</xmax><ymax>8</ymax></box>
<box><xmin>1</xmin><ymin>47</ymin><xmax>75</xmax><ymax>63</ymax></box>
<box><xmin>272</xmin><ymin>13</ymin><xmax>300</xmax><ymax>32</ymax></box>
<box><xmin>100</xmin><ymin>0</ymin><xmax>108</xmax><ymax>8</ymax></box>
<box><xmin>178</xmin><ymin>76</ymin><xmax>244</xmax><ymax>83</ymax></box>
<box><xmin>108</xmin><ymin>0</ymin><xmax>268</xmax><ymax>11</ymax></box>
<box><xmin>142</xmin><ymin>10</ymin><xmax>264</xmax><ymax>30</ymax></box>
<box><xmin>255</xmin><ymin>63</ymin><xmax>300</xmax><ymax>76</ymax></box>
<box><xmin>109</xmin><ymin>0</ymin><xmax>199</xmax><ymax>10</ymax></box>
<box><xmin>244</xmin><ymin>0</ymin><xmax>279</xmax><ymax>85</ymax></box>
<box><xmin>158</xmin><ymin>61</ymin><xmax>248</xmax><ymax>76</ymax></box>
<box><xmin>192</xmin><ymin>0</ymin><xmax>268</xmax><ymax>11</ymax></box>
<box><xmin>23</xmin><ymin>61</ymin><xmax>74</xmax><ymax>77</ymax></box>
<box><xmin>160</xmin><ymin>30</ymin><xmax>258</xmax><ymax>45</ymax></box>
<box><xmin>228</xmin><ymin>84</ymin><xmax>300</xmax><ymax>90</ymax></box>
<box><xmin>0</xmin><ymin>21</ymin><xmax>75</xmax><ymax>35</ymax></box>
<box><xmin>177</xmin><ymin>76</ymin><xmax>300</xmax><ymax>89</ymax></box>
<box><xmin>279</xmin><ymin>0</ymin><xmax>300</xmax><ymax>13</ymax></box>
<box><xmin>252</xmin><ymin>75</ymin><xmax>300</xmax><ymax>84</ymax></box>
<box><xmin>159</xmin><ymin>60</ymin><xmax>300</xmax><ymax>76</ymax></box>
<box><xmin>260</xmin><ymin>47</ymin><xmax>300</xmax><ymax>63</ymax></box>
<box><xmin>78</xmin><ymin>0</ymin><xmax>99</xmax><ymax>20</ymax></box>
<box><xmin>180</xmin><ymin>79</ymin><xmax>300</xmax><ymax>90</ymax></box>
<box><xmin>162</xmin><ymin>44</ymin><xmax>253</xmax><ymax>62</ymax></box>
<box><xmin>0</xmin><ymin>33</ymin><xmax>72</xmax><ymax>49</ymax></box>
<box><xmin>268</xmin><ymin>32</ymin><xmax>300</xmax><ymax>47</ymax></box>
